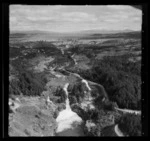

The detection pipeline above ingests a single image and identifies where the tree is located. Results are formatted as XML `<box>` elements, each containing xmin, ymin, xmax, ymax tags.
<box><xmin>77</xmin><ymin>54</ymin><xmax>141</xmax><ymax>110</ymax></box>
<box><xmin>118</xmin><ymin>114</ymin><xmax>141</xmax><ymax>136</ymax></box>
<box><xmin>54</xmin><ymin>87</ymin><xmax>66</xmax><ymax>103</ymax></box>
<box><xmin>69</xmin><ymin>96</ymin><xmax>77</xmax><ymax>105</ymax></box>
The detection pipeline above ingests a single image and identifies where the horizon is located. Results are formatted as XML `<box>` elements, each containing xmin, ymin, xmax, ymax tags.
<box><xmin>10</xmin><ymin>5</ymin><xmax>142</xmax><ymax>33</ymax></box>
<box><xmin>10</xmin><ymin>29</ymin><xmax>140</xmax><ymax>34</ymax></box>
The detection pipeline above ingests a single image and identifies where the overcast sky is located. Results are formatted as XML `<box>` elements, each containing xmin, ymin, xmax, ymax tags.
<box><xmin>10</xmin><ymin>5</ymin><xmax>142</xmax><ymax>32</ymax></box>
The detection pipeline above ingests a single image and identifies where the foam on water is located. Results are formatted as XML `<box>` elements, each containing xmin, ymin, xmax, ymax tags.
<box><xmin>56</xmin><ymin>83</ymin><xmax>83</xmax><ymax>133</ymax></box>
<box><xmin>82</xmin><ymin>79</ymin><xmax>91</xmax><ymax>91</ymax></box>
<box><xmin>56</xmin><ymin>109</ymin><xmax>82</xmax><ymax>132</ymax></box>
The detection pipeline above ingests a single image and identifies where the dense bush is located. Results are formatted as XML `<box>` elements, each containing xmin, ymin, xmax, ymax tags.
<box><xmin>18</xmin><ymin>71</ymin><xmax>46</xmax><ymax>96</ymax></box>
<box><xmin>84</xmin><ymin>124</ymin><xmax>101</xmax><ymax>136</ymax></box>
<box><xmin>9</xmin><ymin>69</ymin><xmax>46</xmax><ymax>96</ymax></box>
<box><xmin>118</xmin><ymin>114</ymin><xmax>141</xmax><ymax>136</ymax></box>
<box><xmin>71</xmin><ymin>105</ymin><xmax>87</xmax><ymax>120</ymax></box>
<box><xmin>9</xmin><ymin>47</ymin><xmax>22</xmax><ymax>58</ymax></box>
<box><xmin>25</xmin><ymin>52</ymin><xmax>37</xmax><ymax>59</ymax></box>
<box><xmin>85</xmin><ymin>109</ymin><xmax>99</xmax><ymax>121</ymax></box>
<box><xmin>11</xmin><ymin>57</ymin><xmax>27</xmax><ymax>72</ymax></box>
<box><xmin>54</xmin><ymin>86</ymin><xmax>67</xmax><ymax>103</ymax></box>
<box><xmin>78</xmin><ymin>55</ymin><xmax>141</xmax><ymax>110</ymax></box>
<box><xmin>9</xmin><ymin>80</ymin><xmax>20</xmax><ymax>95</ymax></box>
<box><xmin>67</xmin><ymin>46</ymin><xmax>83</xmax><ymax>54</ymax></box>
<box><xmin>33</xmin><ymin>41</ymin><xmax>56</xmax><ymax>48</ymax></box>
<box><xmin>68</xmin><ymin>83</ymin><xmax>85</xmax><ymax>104</ymax></box>
<box><xmin>33</xmin><ymin>41</ymin><xmax>61</xmax><ymax>56</ymax></box>
<box><xmin>57</xmin><ymin>104</ymin><xmax>66</xmax><ymax>111</ymax></box>
<box><xmin>52</xmin><ymin>55</ymin><xmax>72</xmax><ymax>67</ymax></box>
<box><xmin>68</xmin><ymin>95</ymin><xmax>77</xmax><ymax>105</ymax></box>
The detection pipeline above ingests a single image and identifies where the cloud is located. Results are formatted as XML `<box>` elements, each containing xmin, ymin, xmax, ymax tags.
<box><xmin>61</xmin><ymin>12</ymin><xmax>97</xmax><ymax>22</ymax></box>
<box><xmin>9</xmin><ymin>5</ymin><xmax>142</xmax><ymax>32</ymax></box>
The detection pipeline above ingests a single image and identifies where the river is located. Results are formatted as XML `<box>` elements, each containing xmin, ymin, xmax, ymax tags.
<box><xmin>55</xmin><ymin>83</ymin><xmax>84</xmax><ymax>136</ymax></box>
<box><xmin>53</xmin><ymin>67</ymin><xmax>141</xmax><ymax>136</ymax></box>
<box><xmin>62</xmin><ymin>69</ymin><xmax>141</xmax><ymax>115</ymax></box>
<box><xmin>114</xmin><ymin>124</ymin><xmax>124</xmax><ymax>137</ymax></box>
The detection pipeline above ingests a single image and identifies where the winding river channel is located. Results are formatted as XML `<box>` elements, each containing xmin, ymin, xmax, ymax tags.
<box><xmin>53</xmin><ymin>58</ymin><xmax>141</xmax><ymax>136</ymax></box>
<box><xmin>63</xmin><ymin>69</ymin><xmax>141</xmax><ymax>115</ymax></box>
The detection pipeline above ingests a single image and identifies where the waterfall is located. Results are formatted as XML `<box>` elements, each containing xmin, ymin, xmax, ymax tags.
<box><xmin>114</xmin><ymin>107</ymin><xmax>141</xmax><ymax>115</ymax></box>
<box><xmin>82</xmin><ymin>79</ymin><xmax>91</xmax><ymax>91</ymax></box>
<box><xmin>61</xmin><ymin>69</ymin><xmax>141</xmax><ymax>115</ymax></box>
<box><xmin>63</xmin><ymin>83</ymin><xmax>71</xmax><ymax>110</ymax></box>
<box><xmin>56</xmin><ymin>83</ymin><xmax>83</xmax><ymax>135</ymax></box>
<box><xmin>71</xmin><ymin>54</ymin><xmax>77</xmax><ymax>65</ymax></box>
<box><xmin>52</xmin><ymin>68</ymin><xmax>141</xmax><ymax>136</ymax></box>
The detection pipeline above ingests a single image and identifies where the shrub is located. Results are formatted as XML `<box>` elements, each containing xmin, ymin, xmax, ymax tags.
<box><xmin>118</xmin><ymin>114</ymin><xmax>141</xmax><ymax>136</ymax></box>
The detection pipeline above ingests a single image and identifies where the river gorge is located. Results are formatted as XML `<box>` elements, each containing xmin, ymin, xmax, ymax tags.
<box><xmin>52</xmin><ymin>68</ymin><xmax>141</xmax><ymax>136</ymax></box>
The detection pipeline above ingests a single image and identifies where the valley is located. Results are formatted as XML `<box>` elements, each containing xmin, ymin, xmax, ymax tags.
<box><xmin>9</xmin><ymin>31</ymin><xmax>141</xmax><ymax>137</ymax></box>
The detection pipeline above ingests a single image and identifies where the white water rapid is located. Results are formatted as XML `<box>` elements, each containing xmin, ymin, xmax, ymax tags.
<box><xmin>56</xmin><ymin>83</ymin><xmax>84</xmax><ymax>136</ymax></box>
<box><xmin>55</xmin><ymin>69</ymin><xmax>141</xmax><ymax>136</ymax></box>
<box><xmin>114</xmin><ymin>107</ymin><xmax>141</xmax><ymax>115</ymax></box>
<box><xmin>82</xmin><ymin>79</ymin><xmax>91</xmax><ymax>91</ymax></box>
<box><xmin>63</xmin><ymin>69</ymin><xmax>141</xmax><ymax>115</ymax></box>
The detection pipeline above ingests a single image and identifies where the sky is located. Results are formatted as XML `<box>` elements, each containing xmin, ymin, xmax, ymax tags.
<box><xmin>9</xmin><ymin>5</ymin><xmax>142</xmax><ymax>33</ymax></box>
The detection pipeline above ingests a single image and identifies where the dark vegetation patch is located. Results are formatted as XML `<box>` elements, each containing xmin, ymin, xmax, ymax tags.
<box><xmin>81</xmin><ymin>31</ymin><xmax>141</xmax><ymax>40</ymax></box>
<box><xmin>67</xmin><ymin>45</ymin><xmax>96</xmax><ymax>59</ymax></box>
<box><xmin>25</xmin><ymin>52</ymin><xmax>38</xmax><ymax>59</ymax></box>
<box><xmin>9</xmin><ymin>47</ymin><xmax>23</xmax><ymax>58</ymax></box>
<box><xmin>101</xmin><ymin>125</ymin><xmax>117</xmax><ymax>136</ymax></box>
<box><xmin>51</xmin><ymin>55</ymin><xmax>72</xmax><ymax>67</ymax></box>
<box><xmin>32</xmin><ymin>41</ymin><xmax>61</xmax><ymax>56</ymax></box>
<box><xmin>9</xmin><ymin>70</ymin><xmax>47</xmax><ymax>96</ymax></box>
<box><xmin>53</xmin><ymin>86</ymin><xmax>67</xmax><ymax>104</ymax></box>
<box><xmin>9</xmin><ymin>41</ymin><xmax>65</xmax><ymax>97</ymax></box>
<box><xmin>73</xmin><ymin>54</ymin><xmax>141</xmax><ymax>110</ymax></box>
<box><xmin>10</xmin><ymin>41</ymin><xmax>62</xmax><ymax>59</ymax></box>
<box><xmin>118</xmin><ymin>113</ymin><xmax>141</xmax><ymax>136</ymax></box>
<box><xmin>68</xmin><ymin>82</ymin><xmax>86</xmax><ymax>105</ymax></box>
<box><xmin>9</xmin><ymin>54</ymin><xmax>47</xmax><ymax>97</ymax></box>
<box><xmin>72</xmin><ymin>104</ymin><xmax>117</xmax><ymax>136</ymax></box>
